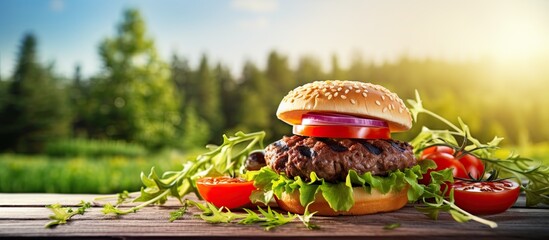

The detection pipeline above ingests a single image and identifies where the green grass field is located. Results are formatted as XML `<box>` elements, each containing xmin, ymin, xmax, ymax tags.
<box><xmin>1</xmin><ymin>144</ymin><xmax>548</xmax><ymax>194</ymax></box>
<box><xmin>0</xmin><ymin>150</ymin><xmax>194</xmax><ymax>193</ymax></box>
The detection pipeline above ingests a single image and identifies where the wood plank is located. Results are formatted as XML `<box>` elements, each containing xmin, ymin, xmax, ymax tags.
<box><xmin>0</xmin><ymin>193</ymin><xmax>548</xmax><ymax>239</ymax></box>
<box><xmin>0</xmin><ymin>212</ymin><xmax>548</xmax><ymax>239</ymax></box>
<box><xmin>0</xmin><ymin>193</ymin><xmax>184</xmax><ymax>207</ymax></box>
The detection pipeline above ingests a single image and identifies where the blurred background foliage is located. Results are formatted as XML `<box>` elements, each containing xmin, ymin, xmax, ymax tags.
<box><xmin>0</xmin><ymin>9</ymin><xmax>547</xmax><ymax>193</ymax></box>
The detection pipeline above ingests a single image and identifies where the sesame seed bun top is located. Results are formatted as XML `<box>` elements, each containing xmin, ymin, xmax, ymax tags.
<box><xmin>276</xmin><ymin>80</ymin><xmax>412</xmax><ymax>132</ymax></box>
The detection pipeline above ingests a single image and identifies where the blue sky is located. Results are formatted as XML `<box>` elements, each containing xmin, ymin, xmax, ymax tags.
<box><xmin>1</xmin><ymin>0</ymin><xmax>548</xmax><ymax>78</ymax></box>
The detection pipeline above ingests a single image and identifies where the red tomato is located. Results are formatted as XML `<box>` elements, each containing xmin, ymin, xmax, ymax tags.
<box><xmin>452</xmin><ymin>179</ymin><xmax>520</xmax><ymax>215</ymax></box>
<box><xmin>457</xmin><ymin>153</ymin><xmax>485</xmax><ymax>179</ymax></box>
<box><xmin>421</xmin><ymin>146</ymin><xmax>454</xmax><ymax>156</ymax></box>
<box><xmin>419</xmin><ymin>151</ymin><xmax>468</xmax><ymax>185</ymax></box>
<box><xmin>292</xmin><ymin>125</ymin><xmax>390</xmax><ymax>139</ymax></box>
<box><xmin>420</xmin><ymin>146</ymin><xmax>485</xmax><ymax>183</ymax></box>
<box><xmin>196</xmin><ymin>176</ymin><xmax>256</xmax><ymax>209</ymax></box>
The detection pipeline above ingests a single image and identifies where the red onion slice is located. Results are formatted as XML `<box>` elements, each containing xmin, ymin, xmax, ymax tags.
<box><xmin>301</xmin><ymin>113</ymin><xmax>388</xmax><ymax>127</ymax></box>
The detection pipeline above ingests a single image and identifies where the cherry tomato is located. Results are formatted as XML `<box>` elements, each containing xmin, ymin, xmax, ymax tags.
<box><xmin>419</xmin><ymin>151</ymin><xmax>468</xmax><ymax>185</ymax></box>
<box><xmin>196</xmin><ymin>176</ymin><xmax>256</xmax><ymax>209</ymax></box>
<box><xmin>421</xmin><ymin>146</ymin><xmax>454</xmax><ymax>156</ymax></box>
<box><xmin>457</xmin><ymin>153</ymin><xmax>485</xmax><ymax>179</ymax></box>
<box><xmin>420</xmin><ymin>146</ymin><xmax>485</xmax><ymax>182</ymax></box>
<box><xmin>292</xmin><ymin>125</ymin><xmax>390</xmax><ymax>139</ymax></box>
<box><xmin>452</xmin><ymin>179</ymin><xmax>520</xmax><ymax>215</ymax></box>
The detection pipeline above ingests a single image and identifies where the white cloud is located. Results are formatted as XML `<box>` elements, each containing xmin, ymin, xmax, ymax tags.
<box><xmin>231</xmin><ymin>0</ymin><xmax>278</xmax><ymax>13</ymax></box>
<box><xmin>238</xmin><ymin>17</ymin><xmax>269</xmax><ymax>30</ymax></box>
<box><xmin>49</xmin><ymin>0</ymin><xmax>65</xmax><ymax>12</ymax></box>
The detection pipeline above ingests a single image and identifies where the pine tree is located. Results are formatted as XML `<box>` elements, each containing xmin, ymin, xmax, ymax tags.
<box><xmin>70</xmin><ymin>64</ymin><xmax>88</xmax><ymax>137</ymax></box>
<box><xmin>264</xmin><ymin>51</ymin><xmax>294</xmax><ymax>139</ymax></box>
<box><xmin>90</xmin><ymin>9</ymin><xmax>181</xmax><ymax>148</ymax></box>
<box><xmin>170</xmin><ymin>54</ymin><xmax>212</xmax><ymax>149</ymax></box>
<box><xmin>215</xmin><ymin>63</ymin><xmax>238</xmax><ymax>131</ymax></box>
<box><xmin>234</xmin><ymin>61</ymin><xmax>271</xmax><ymax>133</ymax></box>
<box><xmin>0</xmin><ymin>33</ymin><xmax>70</xmax><ymax>153</ymax></box>
<box><xmin>265</xmin><ymin>50</ymin><xmax>294</xmax><ymax>93</ymax></box>
<box><xmin>295</xmin><ymin>55</ymin><xmax>324</xmax><ymax>85</ymax></box>
<box><xmin>171</xmin><ymin>54</ymin><xmax>192</xmax><ymax>111</ymax></box>
<box><xmin>193</xmin><ymin>54</ymin><xmax>223</xmax><ymax>140</ymax></box>
<box><xmin>329</xmin><ymin>54</ymin><xmax>346</xmax><ymax>80</ymax></box>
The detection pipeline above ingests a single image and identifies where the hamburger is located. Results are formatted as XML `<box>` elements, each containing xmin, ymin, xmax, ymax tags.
<box><xmin>247</xmin><ymin>80</ymin><xmax>425</xmax><ymax>216</ymax></box>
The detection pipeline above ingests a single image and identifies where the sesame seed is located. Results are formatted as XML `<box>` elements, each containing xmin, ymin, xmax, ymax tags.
<box><xmin>355</xmin><ymin>89</ymin><xmax>361</xmax><ymax>93</ymax></box>
<box><xmin>381</xmin><ymin>95</ymin><xmax>386</xmax><ymax>101</ymax></box>
<box><xmin>383</xmin><ymin>107</ymin><xmax>388</xmax><ymax>113</ymax></box>
<box><xmin>362</xmin><ymin>92</ymin><xmax>368</xmax><ymax>98</ymax></box>
<box><xmin>350</xmin><ymin>99</ymin><xmax>356</xmax><ymax>104</ymax></box>
<box><xmin>341</xmin><ymin>95</ymin><xmax>347</xmax><ymax>99</ymax></box>
<box><xmin>344</xmin><ymin>89</ymin><xmax>350</xmax><ymax>94</ymax></box>
<box><xmin>328</xmin><ymin>95</ymin><xmax>333</xmax><ymax>100</ymax></box>
<box><xmin>337</xmin><ymin>87</ymin><xmax>342</xmax><ymax>91</ymax></box>
<box><xmin>324</xmin><ymin>92</ymin><xmax>331</xmax><ymax>97</ymax></box>
<box><xmin>399</xmin><ymin>107</ymin><xmax>404</xmax><ymax>113</ymax></box>
<box><xmin>375</xmin><ymin>100</ymin><xmax>381</xmax><ymax>106</ymax></box>
<box><xmin>334</xmin><ymin>92</ymin><xmax>339</xmax><ymax>97</ymax></box>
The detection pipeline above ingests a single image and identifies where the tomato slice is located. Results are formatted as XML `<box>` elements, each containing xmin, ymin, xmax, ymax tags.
<box><xmin>293</xmin><ymin>125</ymin><xmax>391</xmax><ymax>139</ymax></box>
<box><xmin>452</xmin><ymin>179</ymin><xmax>520</xmax><ymax>215</ymax></box>
<box><xmin>196</xmin><ymin>176</ymin><xmax>256</xmax><ymax>209</ymax></box>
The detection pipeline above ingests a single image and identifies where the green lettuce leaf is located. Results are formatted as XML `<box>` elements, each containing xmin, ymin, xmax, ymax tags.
<box><xmin>246</xmin><ymin>162</ymin><xmax>431</xmax><ymax>212</ymax></box>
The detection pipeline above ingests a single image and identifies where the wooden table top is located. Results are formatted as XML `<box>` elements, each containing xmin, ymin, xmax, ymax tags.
<box><xmin>0</xmin><ymin>193</ymin><xmax>548</xmax><ymax>239</ymax></box>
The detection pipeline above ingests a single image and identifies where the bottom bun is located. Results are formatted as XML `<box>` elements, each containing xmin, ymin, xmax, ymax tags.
<box><xmin>276</xmin><ymin>186</ymin><xmax>409</xmax><ymax>216</ymax></box>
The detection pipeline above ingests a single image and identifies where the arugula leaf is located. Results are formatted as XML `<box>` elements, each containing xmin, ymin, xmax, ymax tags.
<box><xmin>116</xmin><ymin>190</ymin><xmax>130</xmax><ymax>205</ymax></box>
<box><xmin>101</xmin><ymin>131</ymin><xmax>266</xmax><ymax>215</ymax></box>
<box><xmin>45</xmin><ymin>201</ymin><xmax>92</xmax><ymax>228</ymax></box>
<box><xmin>180</xmin><ymin>199</ymin><xmax>312</xmax><ymax>231</ymax></box>
<box><xmin>383</xmin><ymin>223</ymin><xmax>401</xmax><ymax>230</ymax></box>
<box><xmin>169</xmin><ymin>205</ymin><xmax>188</xmax><ymax>222</ymax></box>
<box><xmin>298</xmin><ymin>203</ymin><xmax>320</xmax><ymax>230</ymax></box>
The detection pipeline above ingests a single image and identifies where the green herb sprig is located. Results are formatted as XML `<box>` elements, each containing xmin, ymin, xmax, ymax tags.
<box><xmin>45</xmin><ymin>200</ymin><xmax>92</xmax><ymax>228</ymax></box>
<box><xmin>414</xmin><ymin>166</ymin><xmax>498</xmax><ymax>228</ymax></box>
<box><xmin>169</xmin><ymin>199</ymin><xmax>318</xmax><ymax>231</ymax></box>
<box><xmin>101</xmin><ymin>131</ymin><xmax>266</xmax><ymax>215</ymax></box>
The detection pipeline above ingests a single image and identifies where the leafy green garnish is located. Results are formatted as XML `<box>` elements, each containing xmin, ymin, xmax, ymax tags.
<box><xmin>298</xmin><ymin>203</ymin><xmax>320</xmax><ymax>230</ymax></box>
<box><xmin>116</xmin><ymin>190</ymin><xmax>130</xmax><ymax>205</ymax></box>
<box><xmin>101</xmin><ymin>131</ymin><xmax>265</xmax><ymax>215</ymax></box>
<box><xmin>246</xmin><ymin>162</ymin><xmax>428</xmax><ymax>212</ymax></box>
<box><xmin>408</xmin><ymin>90</ymin><xmax>549</xmax><ymax>206</ymax></box>
<box><xmin>169</xmin><ymin>205</ymin><xmax>188</xmax><ymax>222</ymax></box>
<box><xmin>45</xmin><ymin>200</ymin><xmax>92</xmax><ymax>228</ymax></box>
<box><xmin>414</xmin><ymin>167</ymin><xmax>497</xmax><ymax>228</ymax></box>
<box><xmin>383</xmin><ymin>223</ymin><xmax>401</xmax><ymax>230</ymax></box>
<box><xmin>169</xmin><ymin>199</ymin><xmax>317</xmax><ymax>231</ymax></box>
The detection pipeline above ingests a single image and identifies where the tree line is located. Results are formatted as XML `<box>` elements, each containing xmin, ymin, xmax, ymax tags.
<box><xmin>0</xmin><ymin>8</ymin><xmax>547</xmax><ymax>153</ymax></box>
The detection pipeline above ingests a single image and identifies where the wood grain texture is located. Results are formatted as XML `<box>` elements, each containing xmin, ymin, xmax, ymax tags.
<box><xmin>0</xmin><ymin>193</ymin><xmax>548</xmax><ymax>239</ymax></box>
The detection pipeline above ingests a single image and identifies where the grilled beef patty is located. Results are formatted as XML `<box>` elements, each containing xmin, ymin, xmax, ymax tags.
<box><xmin>265</xmin><ymin>135</ymin><xmax>417</xmax><ymax>182</ymax></box>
